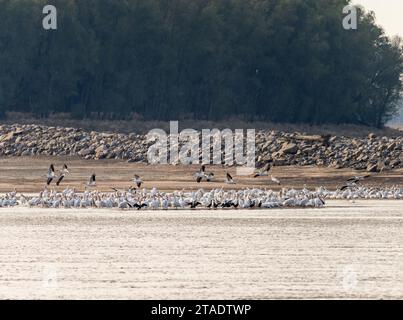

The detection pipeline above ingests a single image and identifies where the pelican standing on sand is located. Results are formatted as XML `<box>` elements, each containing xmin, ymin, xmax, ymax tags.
<box><xmin>2</xmin><ymin>185</ymin><xmax>402</xmax><ymax>210</ymax></box>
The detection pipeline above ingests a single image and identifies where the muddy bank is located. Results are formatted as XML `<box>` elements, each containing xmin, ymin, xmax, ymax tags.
<box><xmin>0</xmin><ymin>157</ymin><xmax>402</xmax><ymax>193</ymax></box>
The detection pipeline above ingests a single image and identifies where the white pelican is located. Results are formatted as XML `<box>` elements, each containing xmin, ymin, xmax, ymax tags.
<box><xmin>56</xmin><ymin>164</ymin><xmax>69</xmax><ymax>186</ymax></box>
<box><xmin>87</xmin><ymin>173</ymin><xmax>96</xmax><ymax>187</ymax></box>
<box><xmin>46</xmin><ymin>164</ymin><xmax>55</xmax><ymax>185</ymax></box>
<box><xmin>195</xmin><ymin>165</ymin><xmax>206</xmax><ymax>183</ymax></box>
<box><xmin>225</xmin><ymin>172</ymin><xmax>236</xmax><ymax>184</ymax></box>
<box><xmin>134</xmin><ymin>174</ymin><xmax>143</xmax><ymax>188</ymax></box>
<box><xmin>271</xmin><ymin>175</ymin><xmax>280</xmax><ymax>185</ymax></box>
<box><xmin>253</xmin><ymin>162</ymin><xmax>272</xmax><ymax>178</ymax></box>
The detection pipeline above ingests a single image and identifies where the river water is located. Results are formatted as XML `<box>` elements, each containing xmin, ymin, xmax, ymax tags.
<box><xmin>0</xmin><ymin>200</ymin><xmax>401</xmax><ymax>299</ymax></box>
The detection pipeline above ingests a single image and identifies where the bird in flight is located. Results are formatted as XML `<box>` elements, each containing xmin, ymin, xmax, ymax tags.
<box><xmin>195</xmin><ymin>165</ymin><xmax>215</xmax><ymax>183</ymax></box>
<box><xmin>56</xmin><ymin>164</ymin><xmax>69</xmax><ymax>186</ymax></box>
<box><xmin>46</xmin><ymin>164</ymin><xmax>55</xmax><ymax>185</ymax></box>
<box><xmin>346</xmin><ymin>175</ymin><xmax>371</xmax><ymax>184</ymax></box>
<box><xmin>340</xmin><ymin>175</ymin><xmax>371</xmax><ymax>190</ymax></box>
<box><xmin>253</xmin><ymin>162</ymin><xmax>272</xmax><ymax>178</ymax></box>
<box><xmin>134</xmin><ymin>174</ymin><xmax>143</xmax><ymax>188</ymax></box>
<box><xmin>206</xmin><ymin>172</ymin><xmax>215</xmax><ymax>182</ymax></box>
<box><xmin>225</xmin><ymin>172</ymin><xmax>236</xmax><ymax>184</ymax></box>
<box><xmin>87</xmin><ymin>173</ymin><xmax>96</xmax><ymax>187</ymax></box>
<box><xmin>271</xmin><ymin>175</ymin><xmax>281</xmax><ymax>185</ymax></box>
<box><xmin>195</xmin><ymin>165</ymin><xmax>206</xmax><ymax>183</ymax></box>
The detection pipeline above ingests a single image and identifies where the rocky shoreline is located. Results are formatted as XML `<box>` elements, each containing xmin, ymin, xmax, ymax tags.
<box><xmin>0</xmin><ymin>124</ymin><xmax>401</xmax><ymax>172</ymax></box>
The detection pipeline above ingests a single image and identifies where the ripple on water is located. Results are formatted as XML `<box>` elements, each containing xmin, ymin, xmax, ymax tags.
<box><xmin>0</xmin><ymin>200</ymin><xmax>402</xmax><ymax>299</ymax></box>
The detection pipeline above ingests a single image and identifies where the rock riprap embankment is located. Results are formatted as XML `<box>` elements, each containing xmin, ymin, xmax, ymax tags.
<box><xmin>0</xmin><ymin>124</ymin><xmax>148</xmax><ymax>162</ymax></box>
<box><xmin>254</xmin><ymin>131</ymin><xmax>402</xmax><ymax>171</ymax></box>
<box><xmin>0</xmin><ymin>124</ymin><xmax>401</xmax><ymax>172</ymax></box>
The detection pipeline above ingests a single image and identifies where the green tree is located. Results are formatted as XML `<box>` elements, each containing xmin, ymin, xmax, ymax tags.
<box><xmin>0</xmin><ymin>0</ymin><xmax>401</xmax><ymax>127</ymax></box>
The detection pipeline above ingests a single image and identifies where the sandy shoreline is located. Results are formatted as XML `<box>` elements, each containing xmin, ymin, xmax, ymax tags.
<box><xmin>0</xmin><ymin>200</ymin><xmax>402</xmax><ymax>300</ymax></box>
<box><xmin>0</xmin><ymin>156</ymin><xmax>401</xmax><ymax>193</ymax></box>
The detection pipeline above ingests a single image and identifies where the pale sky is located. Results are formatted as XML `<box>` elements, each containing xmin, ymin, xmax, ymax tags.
<box><xmin>353</xmin><ymin>0</ymin><xmax>402</xmax><ymax>37</ymax></box>
<box><xmin>353</xmin><ymin>1</ymin><xmax>402</xmax><ymax>122</ymax></box>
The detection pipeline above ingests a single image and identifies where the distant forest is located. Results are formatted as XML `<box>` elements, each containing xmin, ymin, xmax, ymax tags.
<box><xmin>0</xmin><ymin>0</ymin><xmax>402</xmax><ymax>127</ymax></box>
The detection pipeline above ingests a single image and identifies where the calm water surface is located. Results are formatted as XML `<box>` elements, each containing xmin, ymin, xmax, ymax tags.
<box><xmin>0</xmin><ymin>200</ymin><xmax>402</xmax><ymax>299</ymax></box>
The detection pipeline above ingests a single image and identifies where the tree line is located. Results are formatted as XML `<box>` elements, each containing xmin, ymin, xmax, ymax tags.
<box><xmin>0</xmin><ymin>0</ymin><xmax>402</xmax><ymax>127</ymax></box>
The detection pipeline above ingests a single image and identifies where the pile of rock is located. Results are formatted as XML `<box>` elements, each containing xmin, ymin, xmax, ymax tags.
<box><xmin>255</xmin><ymin>131</ymin><xmax>402</xmax><ymax>172</ymax></box>
<box><xmin>0</xmin><ymin>124</ymin><xmax>401</xmax><ymax>172</ymax></box>
<box><xmin>0</xmin><ymin>124</ymin><xmax>150</xmax><ymax>162</ymax></box>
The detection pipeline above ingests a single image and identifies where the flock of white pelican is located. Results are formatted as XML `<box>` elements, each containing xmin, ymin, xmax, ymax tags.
<box><xmin>0</xmin><ymin>163</ymin><xmax>401</xmax><ymax>210</ymax></box>
<box><xmin>0</xmin><ymin>185</ymin><xmax>401</xmax><ymax>210</ymax></box>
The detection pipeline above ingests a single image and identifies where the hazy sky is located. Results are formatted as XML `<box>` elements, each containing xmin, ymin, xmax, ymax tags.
<box><xmin>352</xmin><ymin>1</ymin><xmax>403</xmax><ymax>121</ymax></box>
<box><xmin>353</xmin><ymin>0</ymin><xmax>402</xmax><ymax>37</ymax></box>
